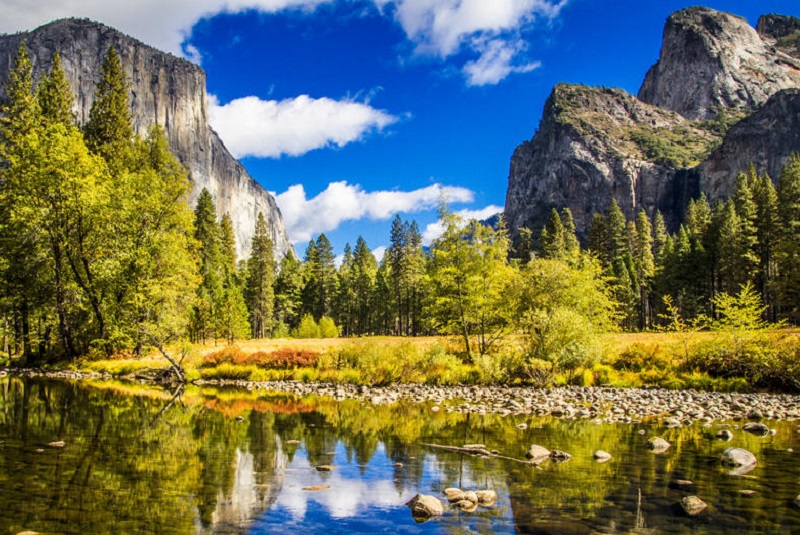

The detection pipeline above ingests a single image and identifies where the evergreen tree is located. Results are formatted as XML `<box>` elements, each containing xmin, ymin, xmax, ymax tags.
<box><xmin>273</xmin><ymin>251</ymin><xmax>303</xmax><ymax>330</ymax></box>
<box><xmin>752</xmin><ymin>172</ymin><xmax>779</xmax><ymax>320</ymax></box>
<box><xmin>37</xmin><ymin>52</ymin><xmax>75</xmax><ymax>128</ymax></box>
<box><xmin>540</xmin><ymin>208</ymin><xmax>566</xmax><ymax>260</ymax></box>
<box><xmin>351</xmin><ymin>236</ymin><xmax>377</xmax><ymax>335</ymax></box>
<box><xmin>776</xmin><ymin>153</ymin><xmax>800</xmax><ymax>323</ymax></box>
<box><xmin>560</xmin><ymin>208</ymin><xmax>580</xmax><ymax>262</ymax></box>
<box><xmin>192</xmin><ymin>189</ymin><xmax>223</xmax><ymax>342</ymax></box>
<box><xmin>245</xmin><ymin>213</ymin><xmax>275</xmax><ymax>339</ymax></box>
<box><xmin>84</xmin><ymin>46</ymin><xmax>133</xmax><ymax>173</ymax></box>
<box><xmin>634</xmin><ymin>210</ymin><xmax>655</xmax><ymax>329</ymax></box>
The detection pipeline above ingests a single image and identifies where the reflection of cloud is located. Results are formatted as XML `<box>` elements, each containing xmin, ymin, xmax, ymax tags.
<box><xmin>274</xmin><ymin>443</ymin><xmax>407</xmax><ymax>521</ymax></box>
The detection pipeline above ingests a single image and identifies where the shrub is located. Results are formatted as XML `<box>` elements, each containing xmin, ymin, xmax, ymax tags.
<box><xmin>200</xmin><ymin>346</ymin><xmax>247</xmax><ymax>368</ymax></box>
<box><xmin>318</xmin><ymin>316</ymin><xmax>339</xmax><ymax>338</ymax></box>
<box><xmin>272</xmin><ymin>321</ymin><xmax>290</xmax><ymax>339</ymax></box>
<box><xmin>293</xmin><ymin>314</ymin><xmax>321</xmax><ymax>339</ymax></box>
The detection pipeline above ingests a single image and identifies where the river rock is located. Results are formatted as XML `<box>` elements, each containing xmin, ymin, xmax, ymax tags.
<box><xmin>669</xmin><ymin>479</ymin><xmax>694</xmax><ymax>490</ymax></box>
<box><xmin>315</xmin><ymin>465</ymin><xmax>335</xmax><ymax>472</ymax></box>
<box><xmin>679</xmin><ymin>496</ymin><xmax>708</xmax><ymax>516</ymax></box>
<box><xmin>462</xmin><ymin>491</ymin><xmax>479</xmax><ymax>504</ymax></box>
<box><xmin>303</xmin><ymin>485</ymin><xmax>330</xmax><ymax>491</ymax></box>
<box><xmin>716</xmin><ymin>429</ymin><xmax>734</xmax><ymax>441</ymax></box>
<box><xmin>721</xmin><ymin>447</ymin><xmax>757</xmax><ymax>467</ymax></box>
<box><xmin>647</xmin><ymin>437</ymin><xmax>671</xmax><ymax>452</ymax></box>
<box><xmin>747</xmin><ymin>408</ymin><xmax>764</xmax><ymax>420</ymax></box>
<box><xmin>453</xmin><ymin>499</ymin><xmax>478</xmax><ymax>512</ymax></box>
<box><xmin>593</xmin><ymin>450</ymin><xmax>612</xmax><ymax>462</ymax></box>
<box><xmin>794</xmin><ymin>494</ymin><xmax>800</xmax><ymax>508</ymax></box>
<box><xmin>550</xmin><ymin>450</ymin><xmax>572</xmax><ymax>462</ymax></box>
<box><xmin>406</xmin><ymin>494</ymin><xmax>444</xmax><ymax>519</ymax></box>
<box><xmin>47</xmin><ymin>441</ymin><xmax>65</xmax><ymax>448</ymax></box>
<box><xmin>475</xmin><ymin>490</ymin><xmax>497</xmax><ymax>505</ymax></box>
<box><xmin>743</xmin><ymin>422</ymin><xmax>769</xmax><ymax>436</ymax></box>
<box><xmin>444</xmin><ymin>488</ymin><xmax>464</xmax><ymax>502</ymax></box>
<box><xmin>664</xmin><ymin>417</ymin><xmax>683</xmax><ymax>429</ymax></box>
<box><xmin>525</xmin><ymin>444</ymin><xmax>551</xmax><ymax>461</ymax></box>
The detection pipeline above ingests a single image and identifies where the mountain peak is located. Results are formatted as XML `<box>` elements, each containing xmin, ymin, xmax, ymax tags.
<box><xmin>639</xmin><ymin>6</ymin><xmax>800</xmax><ymax>120</ymax></box>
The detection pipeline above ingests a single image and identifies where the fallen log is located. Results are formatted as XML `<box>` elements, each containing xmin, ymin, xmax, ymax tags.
<box><xmin>421</xmin><ymin>443</ymin><xmax>533</xmax><ymax>465</ymax></box>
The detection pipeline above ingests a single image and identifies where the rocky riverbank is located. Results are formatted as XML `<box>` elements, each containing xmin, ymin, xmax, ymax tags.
<box><xmin>6</xmin><ymin>368</ymin><xmax>800</xmax><ymax>423</ymax></box>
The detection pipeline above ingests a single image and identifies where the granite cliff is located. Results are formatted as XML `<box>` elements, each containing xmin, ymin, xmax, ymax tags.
<box><xmin>0</xmin><ymin>18</ymin><xmax>292</xmax><ymax>261</ymax></box>
<box><xmin>505</xmin><ymin>7</ymin><xmax>800</xmax><ymax>241</ymax></box>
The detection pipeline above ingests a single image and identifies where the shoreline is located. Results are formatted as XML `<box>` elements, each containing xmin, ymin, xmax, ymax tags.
<box><xmin>4</xmin><ymin>367</ymin><xmax>800</xmax><ymax>423</ymax></box>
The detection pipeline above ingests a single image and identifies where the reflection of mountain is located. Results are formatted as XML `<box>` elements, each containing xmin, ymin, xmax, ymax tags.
<box><xmin>197</xmin><ymin>444</ymin><xmax>286</xmax><ymax>534</ymax></box>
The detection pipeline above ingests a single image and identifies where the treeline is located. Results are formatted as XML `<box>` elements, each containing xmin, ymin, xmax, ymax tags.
<box><xmin>581</xmin><ymin>161</ymin><xmax>800</xmax><ymax>330</ymax></box>
<box><xmin>0</xmin><ymin>44</ymin><xmax>199</xmax><ymax>362</ymax></box>
<box><xmin>3</xmin><ymin>42</ymin><xmax>799</xmax><ymax>367</ymax></box>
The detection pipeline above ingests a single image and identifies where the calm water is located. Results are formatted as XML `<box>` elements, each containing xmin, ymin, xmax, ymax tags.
<box><xmin>1</xmin><ymin>377</ymin><xmax>799</xmax><ymax>534</ymax></box>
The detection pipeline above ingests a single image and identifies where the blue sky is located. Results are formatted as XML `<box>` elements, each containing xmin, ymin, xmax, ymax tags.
<box><xmin>3</xmin><ymin>0</ymin><xmax>800</xmax><ymax>259</ymax></box>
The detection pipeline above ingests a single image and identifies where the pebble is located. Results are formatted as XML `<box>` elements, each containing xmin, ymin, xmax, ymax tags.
<box><xmin>593</xmin><ymin>450</ymin><xmax>612</xmax><ymax>462</ymax></box>
<box><xmin>9</xmin><ymin>370</ymin><xmax>800</xmax><ymax>422</ymax></box>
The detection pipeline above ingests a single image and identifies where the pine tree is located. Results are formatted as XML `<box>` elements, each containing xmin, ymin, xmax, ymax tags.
<box><xmin>84</xmin><ymin>46</ymin><xmax>133</xmax><ymax>172</ymax></box>
<box><xmin>274</xmin><ymin>251</ymin><xmax>304</xmax><ymax>330</ymax></box>
<box><xmin>560</xmin><ymin>208</ymin><xmax>580</xmax><ymax>262</ymax></box>
<box><xmin>540</xmin><ymin>208</ymin><xmax>566</xmax><ymax>260</ymax></box>
<box><xmin>315</xmin><ymin>234</ymin><xmax>337</xmax><ymax>319</ymax></box>
<box><xmin>0</xmin><ymin>42</ymin><xmax>39</xmax><ymax>145</ymax></box>
<box><xmin>776</xmin><ymin>153</ymin><xmax>800</xmax><ymax>323</ymax></box>
<box><xmin>351</xmin><ymin>236</ymin><xmax>377</xmax><ymax>335</ymax></box>
<box><xmin>634</xmin><ymin>210</ymin><xmax>655</xmax><ymax>329</ymax></box>
<box><xmin>37</xmin><ymin>52</ymin><xmax>75</xmax><ymax>128</ymax></box>
<box><xmin>192</xmin><ymin>189</ymin><xmax>223</xmax><ymax>343</ymax></box>
<box><xmin>245</xmin><ymin>213</ymin><xmax>275</xmax><ymax>339</ymax></box>
<box><xmin>753</xmin><ymin>172</ymin><xmax>779</xmax><ymax>320</ymax></box>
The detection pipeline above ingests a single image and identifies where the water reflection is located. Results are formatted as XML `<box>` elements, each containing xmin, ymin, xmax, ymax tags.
<box><xmin>0</xmin><ymin>376</ymin><xmax>798</xmax><ymax>534</ymax></box>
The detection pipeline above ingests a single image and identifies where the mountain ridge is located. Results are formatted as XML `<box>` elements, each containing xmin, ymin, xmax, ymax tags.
<box><xmin>505</xmin><ymin>7</ymin><xmax>800</xmax><ymax>242</ymax></box>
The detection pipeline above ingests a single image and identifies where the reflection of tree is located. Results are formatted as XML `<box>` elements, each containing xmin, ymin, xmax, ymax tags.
<box><xmin>1</xmin><ymin>378</ymin><xmax>797</xmax><ymax>534</ymax></box>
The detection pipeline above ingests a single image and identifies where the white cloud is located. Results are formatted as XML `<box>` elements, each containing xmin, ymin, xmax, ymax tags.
<box><xmin>371</xmin><ymin>245</ymin><xmax>387</xmax><ymax>262</ymax></box>
<box><xmin>208</xmin><ymin>94</ymin><xmax>398</xmax><ymax>158</ymax></box>
<box><xmin>463</xmin><ymin>38</ymin><xmax>540</xmax><ymax>86</ymax></box>
<box><xmin>1</xmin><ymin>0</ymin><xmax>566</xmax><ymax>86</ymax></box>
<box><xmin>274</xmin><ymin>181</ymin><xmax>473</xmax><ymax>243</ymax></box>
<box><xmin>421</xmin><ymin>204</ymin><xmax>503</xmax><ymax>244</ymax></box>
<box><xmin>0</xmin><ymin>0</ymin><xmax>334</xmax><ymax>59</ymax></box>
<box><xmin>377</xmin><ymin>0</ymin><xmax>565</xmax><ymax>83</ymax></box>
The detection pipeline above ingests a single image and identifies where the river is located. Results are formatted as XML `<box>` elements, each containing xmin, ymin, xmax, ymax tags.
<box><xmin>0</xmin><ymin>376</ymin><xmax>798</xmax><ymax>533</ymax></box>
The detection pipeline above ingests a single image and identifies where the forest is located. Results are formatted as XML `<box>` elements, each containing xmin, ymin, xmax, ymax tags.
<box><xmin>1</xmin><ymin>43</ymin><xmax>800</xmax><ymax>390</ymax></box>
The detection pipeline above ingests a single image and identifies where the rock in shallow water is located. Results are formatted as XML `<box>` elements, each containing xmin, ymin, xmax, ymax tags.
<box><xmin>647</xmin><ymin>437</ymin><xmax>671</xmax><ymax>452</ymax></box>
<box><xmin>743</xmin><ymin>422</ymin><xmax>769</xmax><ymax>436</ymax></box>
<box><xmin>525</xmin><ymin>444</ymin><xmax>551</xmax><ymax>461</ymax></box>
<box><xmin>721</xmin><ymin>447</ymin><xmax>757</xmax><ymax>467</ymax></box>
<box><xmin>679</xmin><ymin>495</ymin><xmax>708</xmax><ymax>516</ymax></box>
<box><xmin>593</xmin><ymin>450</ymin><xmax>612</xmax><ymax>462</ymax></box>
<box><xmin>406</xmin><ymin>494</ymin><xmax>444</xmax><ymax>520</ymax></box>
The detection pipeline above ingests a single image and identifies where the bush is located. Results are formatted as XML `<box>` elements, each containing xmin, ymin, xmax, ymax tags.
<box><xmin>293</xmin><ymin>314</ymin><xmax>321</xmax><ymax>339</ymax></box>
<box><xmin>272</xmin><ymin>321</ymin><xmax>290</xmax><ymax>339</ymax></box>
<box><xmin>318</xmin><ymin>316</ymin><xmax>339</xmax><ymax>338</ymax></box>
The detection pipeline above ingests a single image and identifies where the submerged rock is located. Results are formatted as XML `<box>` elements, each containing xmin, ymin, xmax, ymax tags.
<box><xmin>444</xmin><ymin>488</ymin><xmax>464</xmax><ymax>503</ymax></box>
<box><xmin>647</xmin><ymin>437</ymin><xmax>671</xmax><ymax>452</ymax></box>
<box><xmin>743</xmin><ymin>422</ymin><xmax>769</xmax><ymax>436</ymax></box>
<box><xmin>47</xmin><ymin>441</ymin><xmax>65</xmax><ymax>448</ymax></box>
<box><xmin>550</xmin><ymin>450</ymin><xmax>572</xmax><ymax>462</ymax></box>
<box><xmin>593</xmin><ymin>450</ymin><xmax>612</xmax><ymax>462</ymax></box>
<box><xmin>525</xmin><ymin>444</ymin><xmax>551</xmax><ymax>461</ymax></box>
<box><xmin>716</xmin><ymin>429</ymin><xmax>734</xmax><ymax>441</ymax></box>
<box><xmin>721</xmin><ymin>447</ymin><xmax>757</xmax><ymax>467</ymax></box>
<box><xmin>669</xmin><ymin>480</ymin><xmax>694</xmax><ymax>490</ymax></box>
<box><xmin>475</xmin><ymin>490</ymin><xmax>497</xmax><ymax>505</ymax></box>
<box><xmin>315</xmin><ymin>465</ymin><xmax>335</xmax><ymax>472</ymax></box>
<box><xmin>679</xmin><ymin>496</ymin><xmax>708</xmax><ymax>516</ymax></box>
<box><xmin>406</xmin><ymin>494</ymin><xmax>444</xmax><ymax>520</ymax></box>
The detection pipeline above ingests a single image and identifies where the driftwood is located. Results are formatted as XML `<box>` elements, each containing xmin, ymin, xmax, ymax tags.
<box><xmin>421</xmin><ymin>443</ymin><xmax>533</xmax><ymax>465</ymax></box>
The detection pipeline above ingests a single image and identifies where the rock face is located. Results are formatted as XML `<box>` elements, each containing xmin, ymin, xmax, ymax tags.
<box><xmin>0</xmin><ymin>18</ymin><xmax>292</xmax><ymax>261</ymax></box>
<box><xmin>505</xmin><ymin>8</ymin><xmax>800</xmax><ymax>241</ymax></box>
<box><xmin>639</xmin><ymin>7</ymin><xmax>800</xmax><ymax>120</ymax></box>
<box><xmin>697</xmin><ymin>89</ymin><xmax>800</xmax><ymax>200</ymax></box>
<box><xmin>504</xmin><ymin>84</ymin><xmax>708</xmax><ymax>236</ymax></box>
